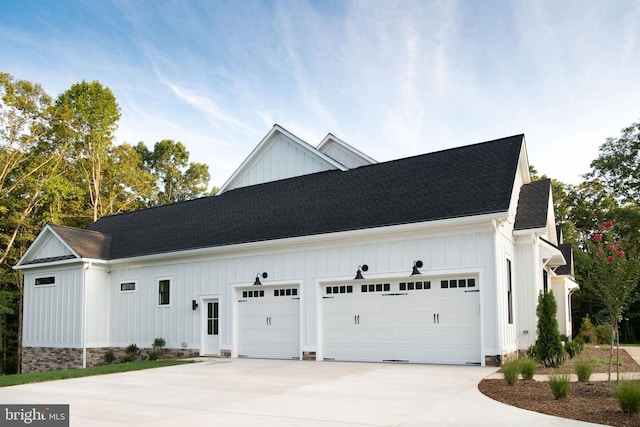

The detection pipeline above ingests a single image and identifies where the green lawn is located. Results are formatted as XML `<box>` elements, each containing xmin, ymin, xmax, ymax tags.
<box><xmin>0</xmin><ymin>360</ymin><xmax>194</xmax><ymax>387</ymax></box>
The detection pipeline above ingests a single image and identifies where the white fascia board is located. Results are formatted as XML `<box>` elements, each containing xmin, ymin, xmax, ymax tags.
<box><xmin>513</xmin><ymin>227</ymin><xmax>547</xmax><ymax>237</ymax></box>
<box><xmin>518</xmin><ymin>135</ymin><xmax>531</xmax><ymax>185</ymax></box>
<box><xmin>317</xmin><ymin>133</ymin><xmax>377</xmax><ymax>165</ymax></box>
<box><xmin>14</xmin><ymin>257</ymin><xmax>109</xmax><ymax>271</ymax></box>
<box><xmin>105</xmin><ymin>211</ymin><xmax>507</xmax><ymax>268</ymax></box>
<box><xmin>219</xmin><ymin>124</ymin><xmax>347</xmax><ymax>193</ymax></box>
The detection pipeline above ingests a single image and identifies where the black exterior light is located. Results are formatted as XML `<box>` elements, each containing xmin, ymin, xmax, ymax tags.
<box><xmin>254</xmin><ymin>272</ymin><xmax>268</xmax><ymax>285</ymax></box>
<box><xmin>192</xmin><ymin>300</ymin><xmax>198</xmax><ymax>310</ymax></box>
<box><xmin>354</xmin><ymin>265</ymin><xmax>368</xmax><ymax>280</ymax></box>
<box><xmin>411</xmin><ymin>260</ymin><xmax>423</xmax><ymax>276</ymax></box>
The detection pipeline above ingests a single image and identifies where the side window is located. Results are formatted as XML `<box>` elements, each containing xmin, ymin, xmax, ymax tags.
<box><xmin>507</xmin><ymin>259</ymin><xmax>513</xmax><ymax>324</ymax></box>
<box><xmin>35</xmin><ymin>276</ymin><xmax>56</xmax><ymax>286</ymax></box>
<box><xmin>158</xmin><ymin>279</ymin><xmax>170</xmax><ymax>305</ymax></box>
<box><xmin>120</xmin><ymin>282</ymin><xmax>136</xmax><ymax>292</ymax></box>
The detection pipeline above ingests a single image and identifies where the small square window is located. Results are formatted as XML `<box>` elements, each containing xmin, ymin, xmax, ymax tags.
<box><xmin>459</xmin><ymin>279</ymin><xmax>467</xmax><ymax>288</ymax></box>
<box><xmin>368</xmin><ymin>284</ymin><xmax>375</xmax><ymax>292</ymax></box>
<box><xmin>441</xmin><ymin>280</ymin><xmax>448</xmax><ymax>289</ymax></box>
<box><xmin>327</xmin><ymin>287</ymin><xmax>332</xmax><ymax>294</ymax></box>
<box><xmin>425</xmin><ymin>281</ymin><xmax>431</xmax><ymax>289</ymax></box>
<box><xmin>292</xmin><ymin>288</ymin><xmax>298</xmax><ymax>296</ymax></box>
<box><xmin>274</xmin><ymin>290</ymin><xmax>280</xmax><ymax>296</ymax></box>
<box><xmin>333</xmin><ymin>286</ymin><xmax>339</xmax><ymax>294</ymax></box>
<box><xmin>361</xmin><ymin>285</ymin><xmax>368</xmax><ymax>293</ymax></box>
<box><xmin>399</xmin><ymin>283</ymin><xmax>406</xmax><ymax>291</ymax></box>
<box><xmin>243</xmin><ymin>291</ymin><xmax>248</xmax><ymax>298</ymax></box>
<box><xmin>408</xmin><ymin>282</ymin><xmax>414</xmax><ymax>290</ymax></box>
<box><xmin>259</xmin><ymin>290</ymin><xmax>264</xmax><ymax>297</ymax></box>
<box><xmin>339</xmin><ymin>286</ymin><xmax>346</xmax><ymax>294</ymax></box>
<box><xmin>347</xmin><ymin>285</ymin><xmax>353</xmax><ymax>293</ymax></box>
<box><xmin>376</xmin><ymin>284</ymin><xmax>382</xmax><ymax>292</ymax></box>
<box><xmin>468</xmin><ymin>278</ymin><xmax>476</xmax><ymax>288</ymax></box>
<box><xmin>383</xmin><ymin>283</ymin><xmax>390</xmax><ymax>292</ymax></box>
<box><xmin>450</xmin><ymin>280</ymin><xmax>458</xmax><ymax>288</ymax></box>
<box><xmin>286</xmin><ymin>289</ymin><xmax>291</xmax><ymax>296</ymax></box>
<box><xmin>416</xmin><ymin>282</ymin><xmax>423</xmax><ymax>290</ymax></box>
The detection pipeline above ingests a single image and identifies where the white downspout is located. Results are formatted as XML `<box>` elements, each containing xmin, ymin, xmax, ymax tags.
<box><xmin>82</xmin><ymin>262</ymin><xmax>91</xmax><ymax>368</ymax></box>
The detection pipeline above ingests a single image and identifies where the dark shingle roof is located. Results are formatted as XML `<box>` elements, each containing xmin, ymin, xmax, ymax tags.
<box><xmin>84</xmin><ymin>135</ymin><xmax>524</xmax><ymax>260</ymax></box>
<box><xmin>555</xmin><ymin>243</ymin><xmax>574</xmax><ymax>276</ymax></box>
<box><xmin>513</xmin><ymin>179</ymin><xmax>551</xmax><ymax>231</ymax></box>
<box><xmin>49</xmin><ymin>224</ymin><xmax>112</xmax><ymax>259</ymax></box>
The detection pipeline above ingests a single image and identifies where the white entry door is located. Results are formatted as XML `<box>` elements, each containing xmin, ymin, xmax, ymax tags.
<box><xmin>322</xmin><ymin>277</ymin><xmax>481</xmax><ymax>365</ymax></box>
<box><xmin>202</xmin><ymin>299</ymin><xmax>219</xmax><ymax>356</ymax></box>
<box><xmin>237</xmin><ymin>286</ymin><xmax>300</xmax><ymax>359</ymax></box>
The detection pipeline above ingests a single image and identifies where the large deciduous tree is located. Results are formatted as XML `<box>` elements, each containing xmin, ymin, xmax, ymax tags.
<box><xmin>580</xmin><ymin>221</ymin><xmax>640</xmax><ymax>381</ymax></box>
<box><xmin>588</xmin><ymin>121</ymin><xmax>640</xmax><ymax>204</ymax></box>
<box><xmin>137</xmin><ymin>139</ymin><xmax>211</xmax><ymax>205</ymax></box>
<box><xmin>55</xmin><ymin>80</ymin><xmax>120</xmax><ymax>221</ymax></box>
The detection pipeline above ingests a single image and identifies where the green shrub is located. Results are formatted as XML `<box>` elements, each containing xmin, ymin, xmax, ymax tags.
<box><xmin>119</xmin><ymin>354</ymin><xmax>134</xmax><ymax>363</ymax></box>
<box><xmin>103</xmin><ymin>350</ymin><xmax>115</xmax><ymax>365</ymax></box>
<box><xmin>573</xmin><ymin>336</ymin><xmax>585</xmax><ymax>352</ymax></box>
<box><xmin>502</xmin><ymin>361</ymin><xmax>521</xmax><ymax>385</ymax></box>
<box><xmin>565</xmin><ymin>341</ymin><xmax>579</xmax><ymax>358</ymax></box>
<box><xmin>614</xmin><ymin>381</ymin><xmax>640</xmax><ymax>413</ymax></box>
<box><xmin>125</xmin><ymin>344</ymin><xmax>139</xmax><ymax>361</ymax></box>
<box><xmin>595</xmin><ymin>324</ymin><xmax>612</xmax><ymax>345</ymax></box>
<box><xmin>148</xmin><ymin>350</ymin><xmax>161</xmax><ymax>361</ymax></box>
<box><xmin>549</xmin><ymin>373</ymin><xmax>572</xmax><ymax>400</ymax></box>
<box><xmin>519</xmin><ymin>359</ymin><xmax>537</xmax><ymax>380</ymax></box>
<box><xmin>574</xmin><ymin>358</ymin><xmax>594</xmax><ymax>382</ymax></box>
<box><xmin>578</xmin><ymin>315</ymin><xmax>596</xmax><ymax>344</ymax></box>
<box><xmin>534</xmin><ymin>291</ymin><xmax>565</xmax><ymax>368</ymax></box>
<box><xmin>152</xmin><ymin>337</ymin><xmax>166</xmax><ymax>350</ymax></box>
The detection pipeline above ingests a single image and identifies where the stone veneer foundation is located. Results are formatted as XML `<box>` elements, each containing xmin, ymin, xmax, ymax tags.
<box><xmin>22</xmin><ymin>346</ymin><xmax>201</xmax><ymax>373</ymax></box>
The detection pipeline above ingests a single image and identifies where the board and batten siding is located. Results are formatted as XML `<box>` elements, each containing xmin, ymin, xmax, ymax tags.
<box><xmin>491</xmin><ymin>220</ymin><xmax>518</xmax><ymax>357</ymax></box>
<box><xmin>233</xmin><ymin>134</ymin><xmax>337</xmax><ymax>189</ymax></box>
<box><xmin>23</xmin><ymin>266</ymin><xmax>84</xmax><ymax>347</ymax></box>
<box><xmin>32</xmin><ymin>234</ymin><xmax>73</xmax><ymax>260</ymax></box>
<box><xmin>320</xmin><ymin>142</ymin><xmax>370</xmax><ymax>169</ymax></box>
<box><xmin>84</xmin><ymin>267</ymin><xmax>110</xmax><ymax>347</ymax></box>
<box><xmin>106</xmin><ymin>222</ymin><xmax>499</xmax><ymax>357</ymax></box>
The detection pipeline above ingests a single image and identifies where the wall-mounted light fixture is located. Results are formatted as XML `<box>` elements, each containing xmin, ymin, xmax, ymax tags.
<box><xmin>354</xmin><ymin>265</ymin><xmax>368</xmax><ymax>280</ymax></box>
<box><xmin>411</xmin><ymin>260</ymin><xmax>423</xmax><ymax>276</ymax></box>
<box><xmin>254</xmin><ymin>272</ymin><xmax>268</xmax><ymax>286</ymax></box>
<box><xmin>192</xmin><ymin>299</ymin><xmax>198</xmax><ymax>310</ymax></box>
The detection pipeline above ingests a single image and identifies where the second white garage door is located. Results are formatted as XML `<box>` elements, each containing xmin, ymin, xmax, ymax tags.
<box><xmin>322</xmin><ymin>277</ymin><xmax>481</xmax><ymax>365</ymax></box>
<box><xmin>237</xmin><ymin>286</ymin><xmax>300</xmax><ymax>359</ymax></box>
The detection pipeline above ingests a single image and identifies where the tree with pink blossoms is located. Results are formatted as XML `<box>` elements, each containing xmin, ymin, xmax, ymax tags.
<box><xmin>583</xmin><ymin>220</ymin><xmax>640</xmax><ymax>381</ymax></box>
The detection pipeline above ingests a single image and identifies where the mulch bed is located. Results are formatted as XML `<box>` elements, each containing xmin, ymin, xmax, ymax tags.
<box><xmin>477</xmin><ymin>347</ymin><xmax>640</xmax><ymax>427</ymax></box>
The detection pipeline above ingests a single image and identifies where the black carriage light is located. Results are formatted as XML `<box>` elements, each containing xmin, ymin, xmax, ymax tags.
<box><xmin>354</xmin><ymin>264</ymin><xmax>368</xmax><ymax>280</ymax></box>
<box><xmin>192</xmin><ymin>300</ymin><xmax>198</xmax><ymax>310</ymax></box>
<box><xmin>254</xmin><ymin>272</ymin><xmax>268</xmax><ymax>285</ymax></box>
<box><xmin>411</xmin><ymin>260</ymin><xmax>423</xmax><ymax>276</ymax></box>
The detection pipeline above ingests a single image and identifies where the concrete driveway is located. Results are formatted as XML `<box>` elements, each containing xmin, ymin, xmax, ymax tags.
<box><xmin>0</xmin><ymin>358</ymin><xmax>601</xmax><ymax>426</ymax></box>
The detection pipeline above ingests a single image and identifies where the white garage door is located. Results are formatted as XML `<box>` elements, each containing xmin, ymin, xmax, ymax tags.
<box><xmin>322</xmin><ymin>277</ymin><xmax>481</xmax><ymax>365</ymax></box>
<box><xmin>238</xmin><ymin>286</ymin><xmax>300</xmax><ymax>359</ymax></box>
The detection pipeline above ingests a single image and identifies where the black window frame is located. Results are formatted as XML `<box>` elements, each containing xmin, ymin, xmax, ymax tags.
<box><xmin>507</xmin><ymin>259</ymin><xmax>513</xmax><ymax>324</ymax></box>
<box><xmin>120</xmin><ymin>282</ymin><xmax>136</xmax><ymax>292</ymax></box>
<box><xmin>158</xmin><ymin>279</ymin><xmax>171</xmax><ymax>306</ymax></box>
<box><xmin>35</xmin><ymin>276</ymin><xmax>56</xmax><ymax>286</ymax></box>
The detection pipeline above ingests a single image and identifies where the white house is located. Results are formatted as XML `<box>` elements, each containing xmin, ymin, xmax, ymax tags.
<box><xmin>15</xmin><ymin>125</ymin><xmax>579</xmax><ymax>372</ymax></box>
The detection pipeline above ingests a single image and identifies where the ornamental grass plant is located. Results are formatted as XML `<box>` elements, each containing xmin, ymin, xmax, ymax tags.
<box><xmin>614</xmin><ymin>381</ymin><xmax>640</xmax><ymax>413</ymax></box>
<box><xmin>549</xmin><ymin>373</ymin><xmax>572</xmax><ymax>400</ymax></box>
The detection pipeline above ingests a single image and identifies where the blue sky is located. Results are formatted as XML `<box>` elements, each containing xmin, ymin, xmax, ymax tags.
<box><xmin>2</xmin><ymin>1</ymin><xmax>639</xmax><ymax>188</ymax></box>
